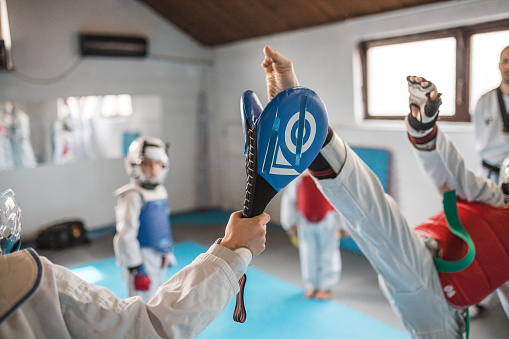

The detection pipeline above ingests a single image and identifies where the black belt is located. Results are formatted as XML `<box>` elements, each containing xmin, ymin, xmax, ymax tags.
<box><xmin>482</xmin><ymin>160</ymin><xmax>500</xmax><ymax>173</ymax></box>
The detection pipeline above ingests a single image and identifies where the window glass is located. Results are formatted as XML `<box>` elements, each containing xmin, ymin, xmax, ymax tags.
<box><xmin>367</xmin><ymin>38</ymin><xmax>456</xmax><ymax>117</ymax></box>
<box><xmin>101</xmin><ymin>94</ymin><xmax>133</xmax><ymax>117</ymax></box>
<box><xmin>470</xmin><ymin>30</ymin><xmax>509</xmax><ymax>114</ymax></box>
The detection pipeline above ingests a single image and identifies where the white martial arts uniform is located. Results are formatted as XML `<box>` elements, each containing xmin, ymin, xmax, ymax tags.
<box><xmin>0</xmin><ymin>245</ymin><xmax>250</xmax><ymax>339</ymax></box>
<box><xmin>313</xmin><ymin>128</ymin><xmax>509</xmax><ymax>338</ymax></box>
<box><xmin>51</xmin><ymin>118</ymin><xmax>75</xmax><ymax>165</ymax></box>
<box><xmin>280</xmin><ymin>175</ymin><xmax>341</xmax><ymax>292</ymax></box>
<box><xmin>114</xmin><ymin>183</ymin><xmax>176</xmax><ymax>303</ymax></box>
<box><xmin>473</xmin><ymin>88</ymin><xmax>509</xmax><ymax>181</ymax></box>
<box><xmin>0</xmin><ymin>109</ymin><xmax>15</xmax><ymax>171</ymax></box>
<box><xmin>10</xmin><ymin>106</ymin><xmax>37</xmax><ymax>169</ymax></box>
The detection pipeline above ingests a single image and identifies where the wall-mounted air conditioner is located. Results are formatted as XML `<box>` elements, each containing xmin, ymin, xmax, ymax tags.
<box><xmin>79</xmin><ymin>34</ymin><xmax>148</xmax><ymax>58</ymax></box>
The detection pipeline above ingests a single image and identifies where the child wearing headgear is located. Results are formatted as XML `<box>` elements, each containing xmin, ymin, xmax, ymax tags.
<box><xmin>113</xmin><ymin>136</ymin><xmax>176</xmax><ymax>302</ymax></box>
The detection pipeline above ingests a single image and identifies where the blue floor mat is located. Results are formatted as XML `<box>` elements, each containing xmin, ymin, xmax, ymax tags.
<box><xmin>170</xmin><ymin>208</ymin><xmax>232</xmax><ymax>225</ymax></box>
<box><xmin>69</xmin><ymin>241</ymin><xmax>409</xmax><ymax>339</ymax></box>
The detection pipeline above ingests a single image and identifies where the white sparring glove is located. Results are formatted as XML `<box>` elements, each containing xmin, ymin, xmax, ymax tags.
<box><xmin>405</xmin><ymin>76</ymin><xmax>442</xmax><ymax>151</ymax></box>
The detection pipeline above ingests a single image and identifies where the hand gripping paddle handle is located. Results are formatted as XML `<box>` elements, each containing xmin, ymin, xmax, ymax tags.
<box><xmin>233</xmin><ymin>126</ymin><xmax>257</xmax><ymax>323</ymax></box>
<box><xmin>234</xmin><ymin>86</ymin><xmax>328</xmax><ymax>323</ymax></box>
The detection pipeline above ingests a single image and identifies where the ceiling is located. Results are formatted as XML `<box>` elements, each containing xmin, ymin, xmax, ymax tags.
<box><xmin>137</xmin><ymin>0</ymin><xmax>449</xmax><ymax>46</ymax></box>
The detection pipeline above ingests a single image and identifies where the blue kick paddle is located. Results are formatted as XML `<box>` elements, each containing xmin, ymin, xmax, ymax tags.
<box><xmin>234</xmin><ymin>86</ymin><xmax>329</xmax><ymax>322</ymax></box>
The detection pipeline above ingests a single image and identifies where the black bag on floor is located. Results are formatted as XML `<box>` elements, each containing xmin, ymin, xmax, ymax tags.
<box><xmin>36</xmin><ymin>220</ymin><xmax>90</xmax><ymax>250</ymax></box>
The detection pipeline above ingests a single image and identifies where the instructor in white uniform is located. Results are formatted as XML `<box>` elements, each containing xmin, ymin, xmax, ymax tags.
<box><xmin>473</xmin><ymin>44</ymin><xmax>509</xmax><ymax>182</ymax></box>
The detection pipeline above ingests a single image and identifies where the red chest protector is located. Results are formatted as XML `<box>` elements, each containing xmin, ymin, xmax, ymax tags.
<box><xmin>414</xmin><ymin>199</ymin><xmax>509</xmax><ymax>308</ymax></box>
<box><xmin>297</xmin><ymin>176</ymin><xmax>334</xmax><ymax>222</ymax></box>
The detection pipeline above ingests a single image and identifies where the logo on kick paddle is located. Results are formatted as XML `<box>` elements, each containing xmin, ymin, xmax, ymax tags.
<box><xmin>262</xmin><ymin>107</ymin><xmax>317</xmax><ymax>176</ymax></box>
<box><xmin>241</xmin><ymin>87</ymin><xmax>328</xmax><ymax>193</ymax></box>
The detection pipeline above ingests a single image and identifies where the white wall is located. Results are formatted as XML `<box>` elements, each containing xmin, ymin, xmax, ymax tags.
<box><xmin>3</xmin><ymin>0</ymin><xmax>509</xmax><ymax>240</ymax></box>
<box><xmin>0</xmin><ymin>0</ymin><xmax>212</xmax><ymax>239</ymax></box>
<box><xmin>208</xmin><ymin>0</ymin><xmax>509</xmax><ymax>228</ymax></box>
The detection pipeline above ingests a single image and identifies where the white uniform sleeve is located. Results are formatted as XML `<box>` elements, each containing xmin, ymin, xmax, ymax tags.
<box><xmin>144</xmin><ymin>243</ymin><xmax>248</xmax><ymax>337</ymax></box>
<box><xmin>113</xmin><ymin>190</ymin><xmax>144</xmax><ymax>268</ymax></box>
<box><xmin>473</xmin><ymin>91</ymin><xmax>491</xmax><ymax>158</ymax></box>
<box><xmin>1</xmin><ymin>246</ymin><xmax>248</xmax><ymax>339</ymax></box>
<box><xmin>412</xmin><ymin>127</ymin><xmax>504</xmax><ymax>206</ymax></box>
<box><xmin>280</xmin><ymin>178</ymin><xmax>299</xmax><ymax>230</ymax></box>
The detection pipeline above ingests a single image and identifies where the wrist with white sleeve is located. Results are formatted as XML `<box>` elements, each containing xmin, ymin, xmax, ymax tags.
<box><xmin>308</xmin><ymin>127</ymin><xmax>347</xmax><ymax>180</ymax></box>
<box><xmin>405</xmin><ymin>76</ymin><xmax>442</xmax><ymax>151</ymax></box>
<box><xmin>208</xmin><ymin>239</ymin><xmax>252</xmax><ymax>280</ymax></box>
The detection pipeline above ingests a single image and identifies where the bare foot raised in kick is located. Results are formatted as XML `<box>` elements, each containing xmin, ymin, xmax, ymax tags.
<box><xmin>261</xmin><ymin>46</ymin><xmax>300</xmax><ymax>101</ymax></box>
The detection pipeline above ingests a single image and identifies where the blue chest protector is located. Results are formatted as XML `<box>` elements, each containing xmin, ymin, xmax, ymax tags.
<box><xmin>137</xmin><ymin>199</ymin><xmax>173</xmax><ymax>254</ymax></box>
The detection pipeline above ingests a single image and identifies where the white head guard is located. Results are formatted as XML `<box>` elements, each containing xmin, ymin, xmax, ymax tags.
<box><xmin>125</xmin><ymin>136</ymin><xmax>169</xmax><ymax>188</ymax></box>
<box><xmin>0</xmin><ymin>189</ymin><xmax>22</xmax><ymax>255</ymax></box>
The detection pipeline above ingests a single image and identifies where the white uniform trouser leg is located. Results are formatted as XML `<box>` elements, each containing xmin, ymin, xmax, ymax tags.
<box><xmin>315</xmin><ymin>140</ymin><xmax>465</xmax><ymax>338</ymax></box>
<box><xmin>126</xmin><ymin>248</ymin><xmax>167</xmax><ymax>303</ymax></box>
<box><xmin>297</xmin><ymin>213</ymin><xmax>341</xmax><ymax>291</ymax></box>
